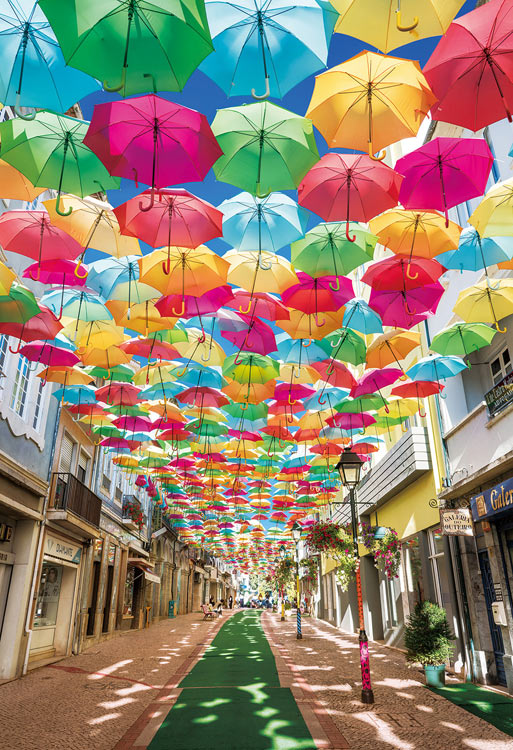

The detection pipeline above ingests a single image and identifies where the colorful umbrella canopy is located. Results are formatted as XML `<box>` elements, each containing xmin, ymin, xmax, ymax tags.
<box><xmin>306</xmin><ymin>50</ymin><xmax>435</xmax><ymax>157</ymax></box>
<box><xmin>200</xmin><ymin>0</ymin><xmax>336</xmax><ymax>98</ymax></box>
<box><xmin>39</xmin><ymin>0</ymin><xmax>213</xmax><ymax>96</ymax></box>
<box><xmin>362</xmin><ymin>256</ymin><xmax>445</xmax><ymax>290</ymax></box>
<box><xmin>291</xmin><ymin>222</ymin><xmax>377</xmax><ymax>278</ymax></box>
<box><xmin>424</xmin><ymin>0</ymin><xmax>513</xmax><ymax>130</ymax></box>
<box><xmin>0</xmin><ymin>283</ymin><xmax>40</xmax><ymax>324</ymax></box>
<box><xmin>406</xmin><ymin>354</ymin><xmax>467</xmax><ymax>382</ymax></box>
<box><xmin>469</xmin><ymin>177</ymin><xmax>513</xmax><ymax>239</ymax></box>
<box><xmin>453</xmin><ymin>280</ymin><xmax>513</xmax><ymax>332</ymax></box>
<box><xmin>369</xmin><ymin>283</ymin><xmax>444</xmax><ymax>330</ymax></box>
<box><xmin>369</xmin><ymin>209</ymin><xmax>461</xmax><ymax>259</ymax></box>
<box><xmin>436</xmin><ymin>227</ymin><xmax>513</xmax><ymax>273</ymax></box>
<box><xmin>211</xmin><ymin>101</ymin><xmax>319</xmax><ymax>196</ymax></box>
<box><xmin>430</xmin><ymin>322</ymin><xmax>497</xmax><ymax>358</ymax></box>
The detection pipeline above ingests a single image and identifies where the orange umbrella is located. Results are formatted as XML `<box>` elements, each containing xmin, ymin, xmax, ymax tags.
<box><xmin>38</xmin><ymin>365</ymin><xmax>94</xmax><ymax>386</ymax></box>
<box><xmin>106</xmin><ymin>299</ymin><xmax>178</xmax><ymax>334</ymax></box>
<box><xmin>276</xmin><ymin>309</ymin><xmax>343</xmax><ymax>341</ymax></box>
<box><xmin>369</xmin><ymin>209</ymin><xmax>461</xmax><ymax>259</ymax></box>
<box><xmin>365</xmin><ymin>330</ymin><xmax>421</xmax><ymax>370</ymax></box>
<box><xmin>223</xmin><ymin>379</ymin><xmax>275</xmax><ymax>405</ymax></box>
<box><xmin>0</xmin><ymin>159</ymin><xmax>45</xmax><ymax>202</ymax></box>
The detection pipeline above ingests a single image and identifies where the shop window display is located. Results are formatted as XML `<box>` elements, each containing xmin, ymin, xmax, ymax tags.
<box><xmin>34</xmin><ymin>563</ymin><xmax>63</xmax><ymax>628</ymax></box>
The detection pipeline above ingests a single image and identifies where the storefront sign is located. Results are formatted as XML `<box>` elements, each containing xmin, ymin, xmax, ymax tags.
<box><xmin>471</xmin><ymin>477</ymin><xmax>513</xmax><ymax>522</ymax></box>
<box><xmin>0</xmin><ymin>550</ymin><xmax>15</xmax><ymax>564</ymax></box>
<box><xmin>440</xmin><ymin>509</ymin><xmax>474</xmax><ymax>536</ymax></box>
<box><xmin>0</xmin><ymin>523</ymin><xmax>13</xmax><ymax>542</ymax></box>
<box><xmin>44</xmin><ymin>534</ymin><xmax>82</xmax><ymax>564</ymax></box>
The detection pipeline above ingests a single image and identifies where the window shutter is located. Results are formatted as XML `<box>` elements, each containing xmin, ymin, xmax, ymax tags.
<box><xmin>59</xmin><ymin>434</ymin><xmax>74</xmax><ymax>474</ymax></box>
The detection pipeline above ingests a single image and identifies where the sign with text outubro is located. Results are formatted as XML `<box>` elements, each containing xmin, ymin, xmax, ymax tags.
<box><xmin>471</xmin><ymin>476</ymin><xmax>513</xmax><ymax>522</ymax></box>
<box><xmin>440</xmin><ymin>508</ymin><xmax>474</xmax><ymax>536</ymax></box>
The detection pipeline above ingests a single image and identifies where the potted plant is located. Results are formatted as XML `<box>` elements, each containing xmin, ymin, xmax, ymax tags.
<box><xmin>361</xmin><ymin>523</ymin><xmax>402</xmax><ymax>580</ymax></box>
<box><xmin>404</xmin><ymin>601</ymin><xmax>454</xmax><ymax>687</ymax></box>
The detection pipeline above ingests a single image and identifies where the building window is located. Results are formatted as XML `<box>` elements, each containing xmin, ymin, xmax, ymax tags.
<box><xmin>491</xmin><ymin>348</ymin><xmax>512</xmax><ymax>386</ymax></box>
<box><xmin>77</xmin><ymin>451</ymin><xmax>90</xmax><ymax>484</ymax></box>
<box><xmin>403</xmin><ymin>536</ymin><xmax>424</xmax><ymax>607</ymax></box>
<box><xmin>32</xmin><ymin>377</ymin><xmax>45</xmax><ymax>429</ymax></box>
<box><xmin>383</xmin><ymin>576</ymin><xmax>398</xmax><ymax>628</ymax></box>
<box><xmin>10</xmin><ymin>356</ymin><xmax>31</xmax><ymax>417</ymax></box>
<box><xmin>0</xmin><ymin>335</ymin><xmax>8</xmax><ymax>379</ymax></box>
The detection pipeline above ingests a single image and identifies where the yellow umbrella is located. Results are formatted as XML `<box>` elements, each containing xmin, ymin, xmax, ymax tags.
<box><xmin>279</xmin><ymin>363</ymin><xmax>320</xmax><ymax>384</ymax></box>
<box><xmin>276</xmin><ymin>309</ymin><xmax>343</xmax><ymax>340</ymax></box>
<box><xmin>377</xmin><ymin>398</ymin><xmax>418</xmax><ymax>419</ymax></box>
<box><xmin>44</xmin><ymin>195</ymin><xmax>140</xmax><ymax>264</ymax></box>
<box><xmin>469</xmin><ymin>178</ymin><xmax>513</xmax><ymax>239</ymax></box>
<box><xmin>366</xmin><ymin>330</ymin><xmax>420</xmax><ymax>370</ymax></box>
<box><xmin>38</xmin><ymin>365</ymin><xmax>93</xmax><ymax>385</ymax></box>
<box><xmin>453</xmin><ymin>280</ymin><xmax>513</xmax><ymax>333</ymax></box>
<box><xmin>332</xmin><ymin>0</ymin><xmax>464</xmax><ymax>54</ymax></box>
<box><xmin>0</xmin><ymin>260</ymin><xmax>16</xmax><ymax>296</ymax></box>
<box><xmin>62</xmin><ymin>320</ymin><xmax>127</xmax><ymax>350</ymax></box>
<box><xmin>174</xmin><ymin>329</ymin><xmax>225</xmax><ymax>367</ymax></box>
<box><xmin>306</xmin><ymin>51</ymin><xmax>435</xmax><ymax>158</ymax></box>
<box><xmin>225</xmin><ymin>249</ymin><xmax>298</xmax><ymax>294</ymax></box>
<box><xmin>369</xmin><ymin>209</ymin><xmax>461</xmax><ymax>258</ymax></box>
<box><xmin>133</xmin><ymin>360</ymin><xmax>178</xmax><ymax>386</ymax></box>
<box><xmin>77</xmin><ymin>345</ymin><xmax>133</xmax><ymax>369</ymax></box>
<box><xmin>106</xmin><ymin>299</ymin><xmax>178</xmax><ymax>334</ymax></box>
<box><xmin>0</xmin><ymin>159</ymin><xmax>45</xmax><ymax>202</ymax></box>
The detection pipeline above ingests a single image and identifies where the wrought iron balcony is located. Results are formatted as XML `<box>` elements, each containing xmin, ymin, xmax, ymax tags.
<box><xmin>51</xmin><ymin>472</ymin><xmax>101</xmax><ymax>528</ymax></box>
<box><xmin>485</xmin><ymin>373</ymin><xmax>513</xmax><ymax>418</ymax></box>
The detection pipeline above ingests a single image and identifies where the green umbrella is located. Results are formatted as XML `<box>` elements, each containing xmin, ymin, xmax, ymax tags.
<box><xmin>334</xmin><ymin>394</ymin><xmax>388</xmax><ymax>413</ymax></box>
<box><xmin>39</xmin><ymin>0</ymin><xmax>213</xmax><ymax>96</ymax></box>
<box><xmin>92</xmin><ymin>424</ymin><xmax>124</xmax><ymax>438</ymax></box>
<box><xmin>319</xmin><ymin>328</ymin><xmax>367</xmax><ymax>367</ymax></box>
<box><xmin>0</xmin><ymin>284</ymin><xmax>40</xmax><ymax>324</ymax></box>
<box><xmin>86</xmin><ymin>364</ymin><xmax>135</xmax><ymax>382</ymax></box>
<box><xmin>223</xmin><ymin>352</ymin><xmax>280</xmax><ymax>383</ymax></box>
<box><xmin>223</xmin><ymin>402</ymin><xmax>268</xmax><ymax>421</ymax></box>
<box><xmin>0</xmin><ymin>111</ymin><xmax>119</xmax><ymax>215</ymax></box>
<box><xmin>211</xmin><ymin>101</ymin><xmax>319</xmax><ymax>197</ymax></box>
<box><xmin>430</xmin><ymin>322</ymin><xmax>496</xmax><ymax>358</ymax></box>
<box><xmin>291</xmin><ymin>222</ymin><xmax>377</xmax><ymax>281</ymax></box>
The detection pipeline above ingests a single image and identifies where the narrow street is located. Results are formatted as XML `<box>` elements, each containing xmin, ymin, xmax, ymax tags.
<box><xmin>1</xmin><ymin>612</ymin><xmax>510</xmax><ymax>750</ymax></box>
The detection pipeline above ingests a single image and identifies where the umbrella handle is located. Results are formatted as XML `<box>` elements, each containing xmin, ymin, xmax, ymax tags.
<box><xmin>200</xmin><ymin>348</ymin><xmax>211</xmax><ymax>363</ymax></box>
<box><xmin>293</xmin><ymin>365</ymin><xmax>301</xmax><ymax>379</ymax></box>
<box><xmin>239</xmin><ymin>300</ymin><xmax>252</xmax><ymax>314</ymax></box>
<box><xmin>288</xmin><ymin>394</ymin><xmax>296</xmax><ymax>406</ymax></box>
<box><xmin>74</xmin><ymin>261</ymin><xmax>88</xmax><ymax>279</ymax></box>
<box><xmin>104</xmin><ymin>67</ymin><xmax>126</xmax><ymax>93</ymax></box>
<box><xmin>9</xmin><ymin>339</ymin><xmax>23</xmax><ymax>354</ymax></box>
<box><xmin>419</xmin><ymin>408</ymin><xmax>426</xmax><ymax>418</ymax></box>
<box><xmin>55</xmin><ymin>192</ymin><xmax>72</xmax><ymax>217</ymax></box>
<box><xmin>405</xmin><ymin>263</ymin><xmax>419</xmax><ymax>280</ymax></box>
<box><xmin>330</xmin><ymin>336</ymin><xmax>341</xmax><ymax>348</ymax></box>
<box><xmin>439</xmin><ymin>389</ymin><xmax>447</xmax><ymax>399</ymax></box>
<box><xmin>401</xmin><ymin>421</ymin><xmax>408</xmax><ymax>433</ymax></box>
<box><xmin>318</xmin><ymin>393</ymin><xmax>327</xmax><ymax>405</ymax></box>
<box><xmin>162</xmin><ymin>257</ymin><xmax>172</xmax><ymax>275</ymax></box>
<box><xmin>139</xmin><ymin>187</ymin><xmax>155</xmax><ymax>213</ymax></box>
<box><xmin>302</xmin><ymin>338</ymin><xmax>312</xmax><ymax>347</ymax></box>
<box><xmin>396</xmin><ymin>11</ymin><xmax>418</xmax><ymax>32</ymax></box>
<box><xmin>256</xmin><ymin>185</ymin><xmax>272</xmax><ymax>200</ymax></box>
<box><xmin>495</xmin><ymin>321</ymin><xmax>507</xmax><ymax>333</ymax></box>
<box><xmin>174</xmin><ymin>366</ymin><xmax>187</xmax><ymax>378</ymax></box>
<box><xmin>240</xmin><ymin>402</ymin><xmax>249</xmax><ymax>411</ymax></box>
<box><xmin>486</xmin><ymin>276</ymin><xmax>501</xmax><ymax>291</ymax></box>
<box><xmin>14</xmin><ymin>106</ymin><xmax>35</xmax><ymax>121</ymax></box>
<box><xmin>404</xmin><ymin>300</ymin><xmax>416</xmax><ymax>316</ymax></box>
<box><xmin>251</xmin><ymin>77</ymin><xmax>270</xmax><ymax>101</ymax></box>
<box><xmin>258</xmin><ymin>255</ymin><xmax>273</xmax><ymax>271</ymax></box>
<box><xmin>314</xmin><ymin>314</ymin><xmax>325</xmax><ymax>328</ymax></box>
<box><xmin>368</xmin><ymin>141</ymin><xmax>386</xmax><ymax>162</ymax></box>
<box><xmin>329</xmin><ymin>277</ymin><xmax>340</xmax><ymax>292</ymax></box>
<box><xmin>399</xmin><ymin>372</ymin><xmax>408</xmax><ymax>381</ymax></box>
<box><xmin>29</xmin><ymin>265</ymin><xmax>41</xmax><ymax>281</ymax></box>
<box><xmin>172</xmin><ymin>298</ymin><xmax>185</xmax><ymax>317</ymax></box>
<box><xmin>234</xmin><ymin>350</ymin><xmax>243</xmax><ymax>366</ymax></box>
<box><xmin>345</xmin><ymin>222</ymin><xmax>356</xmax><ymax>243</ymax></box>
<box><xmin>326</xmin><ymin>361</ymin><xmax>335</xmax><ymax>375</ymax></box>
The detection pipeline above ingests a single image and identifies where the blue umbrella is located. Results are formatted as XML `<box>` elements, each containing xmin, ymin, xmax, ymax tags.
<box><xmin>171</xmin><ymin>364</ymin><xmax>225</xmax><ymax>389</ymax></box>
<box><xmin>199</xmin><ymin>0</ymin><xmax>336</xmax><ymax>99</ymax></box>
<box><xmin>138</xmin><ymin>382</ymin><xmax>182</xmax><ymax>401</ymax></box>
<box><xmin>219</xmin><ymin>192</ymin><xmax>308</xmax><ymax>252</ymax></box>
<box><xmin>52</xmin><ymin>384</ymin><xmax>96</xmax><ymax>403</ymax></box>
<box><xmin>406</xmin><ymin>354</ymin><xmax>467</xmax><ymax>384</ymax></box>
<box><xmin>275</xmin><ymin>333</ymin><xmax>326</xmax><ymax>365</ymax></box>
<box><xmin>436</xmin><ymin>227</ymin><xmax>513</xmax><ymax>272</ymax></box>
<box><xmin>303</xmin><ymin>386</ymin><xmax>349</xmax><ymax>410</ymax></box>
<box><xmin>87</xmin><ymin>256</ymin><xmax>142</xmax><ymax>299</ymax></box>
<box><xmin>343</xmin><ymin>298</ymin><xmax>383</xmax><ymax>335</ymax></box>
<box><xmin>0</xmin><ymin>0</ymin><xmax>99</xmax><ymax>115</ymax></box>
<box><xmin>40</xmin><ymin>288</ymin><xmax>112</xmax><ymax>325</ymax></box>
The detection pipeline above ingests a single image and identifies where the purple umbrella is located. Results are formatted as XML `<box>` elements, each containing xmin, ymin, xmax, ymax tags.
<box><xmin>396</xmin><ymin>137</ymin><xmax>493</xmax><ymax>227</ymax></box>
<box><xmin>350</xmin><ymin>367</ymin><xmax>404</xmax><ymax>399</ymax></box>
<box><xmin>368</xmin><ymin>283</ymin><xmax>444</xmax><ymax>330</ymax></box>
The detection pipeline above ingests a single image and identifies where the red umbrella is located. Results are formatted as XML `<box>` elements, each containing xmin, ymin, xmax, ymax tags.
<box><xmin>368</xmin><ymin>283</ymin><xmax>444</xmax><ymax>330</ymax></box>
<box><xmin>281</xmin><ymin>272</ymin><xmax>353</xmax><ymax>320</ymax></box>
<box><xmin>361</xmin><ymin>256</ymin><xmax>445</xmax><ymax>289</ymax></box>
<box><xmin>84</xmin><ymin>94</ymin><xmax>222</xmax><ymax>207</ymax></box>
<box><xmin>391</xmin><ymin>379</ymin><xmax>444</xmax><ymax>418</ymax></box>
<box><xmin>311</xmin><ymin>360</ymin><xmax>356</xmax><ymax>390</ymax></box>
<box><xmin>156</xmin><ymin>286</ymin><xmax>234</xmax><ymax>319</ymax></box>
<box><xmin>298</xmin><ymin>153</ymin><xmax>402</xmax><ymax>241</ymax></box>
<box><xmin>396</xmin><ymin>137</ymin><xmax>493</xmax><ymax>227</ymax></box>
<box><xmin>114</xmin><ymin>188</ymin><xmax>223</xmax><ymax>249</ymax></box>
<box><xmin>350</xmin><ymin>367</ymin><xmax>403</xmax><ymax>398</ymax></box>
<box><xmin>176</xmin><ymin>386</ymin><xmax>229</xmax><ymax>407</ymax></box>
<box><xmin>0</xmin><ymin>305</ymin><xmax>62</xmax><ymax>354</ymax></box>
<box><xmin>119</xmin><ymin>337</ymin><xmax>180</xmax><ymax>361</ymax></box>
<box><xmin>424</xmin><ymin>0</ymin><xmax>513</xmax><ymax>131</ymax></box>
<box><xmin>95</xmin><ymin>381</ymin><xmax>141</xmax><ymax>406</ymax></box>
<box><xmin>0</xmin><ymin>211</ymin><xmax>81</xmax><ymax>280</ymax></box>
<box><xmin>225</xmin><ymin>290</ymin><xmax>289</xmax><ymax>320</ymax></box>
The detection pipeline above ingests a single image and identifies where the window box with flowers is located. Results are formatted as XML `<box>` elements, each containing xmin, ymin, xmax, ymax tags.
<box><xmin>360</xmin><ymin>523</ymin><xmax>402</xmax><ymax>580</ymax></box>
<box><xmin>122</xmin><ymin>497</ymin><xmax>145</xmax><ymax>531</ymax></box>
<box><xmin>305</xmin><ymin>521</ymin><xmax>359</xmax><ymax>592</ymax></box>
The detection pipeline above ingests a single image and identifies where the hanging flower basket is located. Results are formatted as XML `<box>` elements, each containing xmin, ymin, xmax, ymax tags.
<box><xmin>305</xmin><ymin>522</ymin><xmax>359</xmax><ymax>592</ymax></box>
<box><xmin>360</xmin><ymin>523</ymin><xmax>402</xmax><ymax>580</ymax></box>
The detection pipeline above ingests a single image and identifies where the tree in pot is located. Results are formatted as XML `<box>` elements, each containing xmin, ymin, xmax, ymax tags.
<box><xmin>404</xmin><ymin>601</ymin><xmax>454</xmax><ymax>688</ymax></box>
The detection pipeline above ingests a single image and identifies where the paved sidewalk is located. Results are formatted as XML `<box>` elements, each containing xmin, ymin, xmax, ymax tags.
<box><xmin>264</xmin><ymin>612</ymin><xmax>513</xmax><ymax>750</ymax></box>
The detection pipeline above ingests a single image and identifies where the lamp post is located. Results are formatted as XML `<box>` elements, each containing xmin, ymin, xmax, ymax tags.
<box><xmin>335</xmin><ymin>447</ymin><xmax>374</xmax><ymax>705</ymax></box>
<box><xmin>291</xmin><ymin>521</ymin><xmax>302</xmax><ymax>640</ymax></box>
<box><xmin>279</xmin><ymin>545</ymin><xmax>286</xmax><ymax>621</ymax></box>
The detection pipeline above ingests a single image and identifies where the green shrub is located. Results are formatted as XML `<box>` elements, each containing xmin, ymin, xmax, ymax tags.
<box><xmin>404</xmin><ymin>601</ymin><xmax>454</xmax><ymax>666</ymax></box>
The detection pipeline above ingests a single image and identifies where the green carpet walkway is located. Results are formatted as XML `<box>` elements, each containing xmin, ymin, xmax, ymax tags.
<box><xmin>149</xmin><ymin>610</ymin><xmax>316</xmax><ymax>750</ymax></box>
<box><xmin>429</xmin><ymin>683</ymin><xmax>513</xmax><ymax>737</ymax></box>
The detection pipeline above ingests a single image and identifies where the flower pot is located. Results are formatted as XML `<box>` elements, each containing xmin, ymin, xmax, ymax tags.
<box><xmin>373</xmin><ymin>526</ymin><xmax>388</xmax><ymax>540</ymax></box>
<box><xmin>424</xmin><ymin>664</ymin><xmax>446</xmax><ymax>687</ymax></box>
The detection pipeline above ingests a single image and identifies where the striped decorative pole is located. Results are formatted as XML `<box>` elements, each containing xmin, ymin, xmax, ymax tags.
<box><xmin>296</xmin><ymin>556</ymin><xmax>302</xmax><ymax>639</ymax></box>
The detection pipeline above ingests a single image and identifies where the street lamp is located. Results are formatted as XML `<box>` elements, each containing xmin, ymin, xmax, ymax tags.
<box><xmin>335</xmin><ymin>447</ymin><xmax>374</xmax><ymax>705</ymax></box>
<box><xmin>279</xmin><ymin>545</ymin><xmax>286</xmax><ymax>621</ymax></box>
<box><xmin>291</xmin><ymin>521</ymin><xmax>302</xmax><ymax>640</ymax></box>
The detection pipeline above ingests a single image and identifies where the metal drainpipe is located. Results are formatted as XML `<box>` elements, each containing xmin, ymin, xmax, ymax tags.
<box><xmin>423</xmin><ymin>321</ymin><xmax>477</xmax><ymax>681</ymax></box>
<box><xmin>22</xmin><ymin>399</ymin><xmax>62</xmax><ymax>675</ymax></box>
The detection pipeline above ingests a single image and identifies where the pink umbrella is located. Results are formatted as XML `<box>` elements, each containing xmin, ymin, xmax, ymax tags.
<box><xmin>84</xmin><ymin>95</ymin><xmax>223</xmax><ymax>208</ymax></box>
<box><xmin>396</xmin><ymin>137</ymin><xmax>493</xmax><ymax>227</ymax></box>
<box><xmin>22</xmin><ymin>259</ymin><xmax>88</xmax><ymax>287</ymax></box>
<box><xmin>361</xmin><ymin>256</ymin><xmax>445</xmax><ymax>289</ymax></box>
<box><xmin>424</xmin><ymin>0</ymin><xmax>513</xmax><ymax>131</ymax></box>
<box><xmin>0</xmin><ymin>211</ymin><xmax>82</xmax><ymax>280</ymax></box>
<box><xmin>298</xmin><ymin>153</ymin><xmax>402</xmax><ymax>241</ymax></box>
<box><xmin>228</xmin><ymin>429</ymin><xmax>262</xmax><ymax>441</ymax></box>
<box><xmin>114</xmin><ymin>188</ymin><xmax>223</xmax><ymax>249</ymax></box>
<box><xmin>19</xmin><ymin>340</ymin><xmax>80</xmax><ymax>368</ymax></box>
<box><xmin>274</xmin><ymin>383</ymin><xmax>315</xmax><ymax>404</ymax></box>
<box><xmin>219</xmin><ymin>314</ymin><xmax>277</xmax><ymax>356</ymax></box>
<box><xmin>112</xmin><ymin>415</ymin><xmax>154</xmax><ymax>432</ymax></box>
<box><xmin>368</xmin><ymin>283</ymin><xmax>444</xmax><ymax>330</ymax></box>
<box><xmin>156</xmin><ymin>286</ymin><xmax>234</xmax><ymax>319</ymax></box>
<box><xmin>119</xmin><ymin>337</ymin><xmax>180</xmax><ymax>361</ymax></box>
<box><xmin>326</xmin><ymin>412</ymin><xmax>376</xmax><ymax>430</ymax></box>
<box><xmin>225</xmin><ymin>290</ymin><xmax>289</xmax><ymax>320</ymax></box>
<box><xmin>350</xmin><ymin>368</ymin><xmax>403</xmax><ymax>399</ymax></box>
<box><xmin>281</xmin><ymin>272</ymin><xmax>354</xmax><ymax>320</ymax></box>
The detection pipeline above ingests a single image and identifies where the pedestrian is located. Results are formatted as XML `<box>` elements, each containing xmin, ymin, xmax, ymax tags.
<box><xmin>216</xmin><ymin>600</ymin><xmax>223</xmax><ymax>615</ymax></box>
<box><xmin>228</xmin><ymin>595</ymin><xmax>233</xmax><ymax>609</ymax></box>
<box><xmin>209</xmin><ymin>595</ymin><xmax>215</xmax><ymax>606</ymax></box>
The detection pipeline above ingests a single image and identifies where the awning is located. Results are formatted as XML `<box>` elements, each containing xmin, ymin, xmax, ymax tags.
<box><xmin>128</xmin><ymin>559</ymin><xmax>160</xmax><ymax>584</ymax></box>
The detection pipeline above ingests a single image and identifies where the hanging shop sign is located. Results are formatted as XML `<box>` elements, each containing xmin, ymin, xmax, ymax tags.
<box><xmin>44</xmin><ymin>533</ymin><xmax>82</xmax><ymax>564</ymax></box>
<box><xmin>440</xmin><ymin>508</ymin><xmax>474</xmax><ymax>536</ymax></box>
<box><xmin>471</xmin><ymin>477</ymin><xmax>513</xmax><ymax>522</ymax></box>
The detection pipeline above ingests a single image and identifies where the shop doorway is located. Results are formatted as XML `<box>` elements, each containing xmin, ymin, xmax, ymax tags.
<box><xmin>478</xmin><ymin>551</ymin><xmax>507</xmax><ymax>686</ymax></box>
<box><xmin>102</xmin><ymin>564</ymin><xmax>114</xmax><ymax>633</ymax></box>
<box><xmin>87</xmin><ymin>561</ymin><xmax>101</xmax><ymax>636</ymax></box>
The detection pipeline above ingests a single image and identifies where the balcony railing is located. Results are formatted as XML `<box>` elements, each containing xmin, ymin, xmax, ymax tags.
<box><xmin>485</xmin><ymin>372</ymin><xmax>513</xmax><ymax>418</ymax></box>
<box><xmin>52</xmin><ymin>473</ymin><xmax>101</xmax><ymax>528</ymax></box>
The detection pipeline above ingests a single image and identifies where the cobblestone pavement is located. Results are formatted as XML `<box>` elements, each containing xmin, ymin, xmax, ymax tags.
<box><xmin>1</xmin><ymin>610</ymin><xmax>512</xmax><ymax>750</ymax></box>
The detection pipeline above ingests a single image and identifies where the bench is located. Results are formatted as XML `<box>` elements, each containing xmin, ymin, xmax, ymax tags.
<box><xmin>201</xmin><ymin>604</ymin><xmax>217</xmax><ymax>620</ymax></box>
